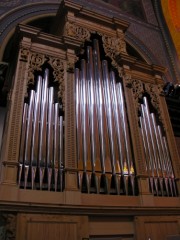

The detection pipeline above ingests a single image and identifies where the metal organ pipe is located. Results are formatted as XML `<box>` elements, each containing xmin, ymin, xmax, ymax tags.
<box><xmin>93</xmin><ymin>39</ymin><xmax>106</xmax><ymax>175</ymax></box>
<box><xmin>18</xmin><ymin>68</ymin><xmax>64</xmax><ymax>192</ymax></box>
<box><xmin>87</xmin><ymin>46</ymin><xmax>96</xmax><ymax>173</ymax></box>
<box><xmin>75</xmin><ymin>39</ymin><xmax>136</xmax><ymax>195</ymax></box>
<box><xmin>139</xmin><ymin>96</ymin><xmax>177</xmax><ymax>197</ymax></box>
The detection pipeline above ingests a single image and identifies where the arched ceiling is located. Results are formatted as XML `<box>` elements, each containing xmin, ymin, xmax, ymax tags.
<box><xmin>161</xmin><ymin>0</ymin><xmax>180</xmax><ymax>59</ymax></box>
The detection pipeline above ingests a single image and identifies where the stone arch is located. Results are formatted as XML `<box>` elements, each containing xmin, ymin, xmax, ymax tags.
<box><xmin>125</xmin><ymin>32</ymin><xmax>158</xmax><ymax>65</ymax></box>
<box><xmin>0</xmin><ymin>2</ymin><xmax>59</xmax><ymax>60</ymax></box>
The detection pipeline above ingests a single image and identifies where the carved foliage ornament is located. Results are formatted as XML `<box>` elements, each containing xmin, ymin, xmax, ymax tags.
<box><xmin>21</xmin><ymin>49</ymin><xmax>65</xmax><ymax>105</ymax></box>
<box><xmin>145</xmin><ymin>83</ymin><xmax>164</xmax><ymax>125</ymax></box>
<box><xmin>130</xmin><ymin>79</ymin><xmax>164</xmax><ymax>127</ymax></box>
<box><xmin>131</xmin><ymin>78</ymin><xmax>144</xmax><ymax>112</ymax></box>
<box><xmin>102</xmin><ymin>34</ymin><xmax>127</xmax><ymax>67</ymax></box>
<box><xmin>64</xmin><ymin>21</ymin><xmax>91</xmax><ymax>42</ymax></box>
<box><xmin>48</xmin><ymin>57</ymin><xmax>65</xmax><ymax>103</ymax></box>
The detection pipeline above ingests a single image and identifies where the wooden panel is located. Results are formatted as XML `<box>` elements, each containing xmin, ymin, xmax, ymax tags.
<box><xmin>135</xmin><ymin>216</ymin><xmax>180</xmax><ymax>240</ymax></box>
<box><xmin>27</xmin><ymin>222</ymin><xmax>77</xmax><ymax>240</ymax></box>
<box><xmin>16</xmin><ymin>214</ymin><xmax>89</xmax><ymax>240</ymax></box>
<box><xmin>89</xmin><ymin>221</ymin><xmax>134</xmax><ymax>236</ymax></box>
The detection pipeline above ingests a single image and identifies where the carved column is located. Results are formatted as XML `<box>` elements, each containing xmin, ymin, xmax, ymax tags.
<box><xmin>64</xmin><ymin>50</ymin><xmax>78</xmax><ymax>191</ymax></box>
<box><xmin>0</xmin><ymin>43</ymin><xmax>30</xmax><ymax>185</ymax></box>
<box><xmin>122</xmin><ymin>66</ymin><xmax>152</xmax><ymax>201</ymax></box>
<box><xmin>62</xmin><ymin>20</ymin><xmax>91</xmax><ymax>191</ymax></box>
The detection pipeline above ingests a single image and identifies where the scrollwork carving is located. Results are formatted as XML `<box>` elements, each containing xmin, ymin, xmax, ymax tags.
<box><xmin>145</xmin><ymin>83</ymin><xmax>164</xmax><ymax>126</ymax></box>
<box><xmin>27</xmin><ymin>52</ymin><xmax>65</xmax><ymax>107</ymax></box>
<box><xmin>131</xmin><ymin>79</ymin><xmax>144</xmax><ymax>113</ymax></box>
<box><xmin>102</xmin><ymin>34</ymin><xmax>127</xmax><ymax>67</ymax></box>
<box><xmin>64</xmin><ymin>21</ymin><xmax>91</xmax><ymax>42</ymax></box>
<box><xmin>48</xmin><ymin>57</ymin><xmax>65</xmax><ymax>106</ymax></box>
<box><xmin>27</xmin><ymin>52</ymin><xmax>46</xmax><ymax>85</ymax></box>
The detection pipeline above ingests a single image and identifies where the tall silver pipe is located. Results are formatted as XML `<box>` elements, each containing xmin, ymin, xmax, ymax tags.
<box><xmin>141</xmin><ymin>104</ymin><xmax>156</xmax><ymax>174</ymax></box>
<box><xmin>81</xmin><ymin>59</ymin><xmax>88</xmax><ymax>171</ymax></box>
<box><xmin>39</xmin><ymin>69</ymin><xmax>49</xmax><ymax>168</ymax></box>
<box><xmin>39</xmin><ymin>69</ymin><xmax>49</xmax><ymax>190</ymax></box>
<box><xmin>116</xmin><ymin>82</ymin><xmax>132</xmax><ymax>174</ymax></box>
<box><xmin>59</xmin><ymin>115</ymin><xmax>63</xmax><ymax>169</ymax></box>
<box><xmin>19</xmin><ymin>103</ymin><xmax>28</xmax><ymax>164</ymax></box>
<box><xmin>157</xmin><ymin>125</ymin><xmax>171</xmax><ymax>196</ymax></box>
<box><xmin>18</xmin><ymin>103</ymin><xmax>28</xmax><ymax>186</ymax></box>
<box><xmin>163</xmin><ymin>136</ymin><xmax>177</xmax><ymax>196</ymax></box>
<box><xmin>54</xmin><ymin>103</ymin><xmax>60</xmax><ymax>169</ymax></box>
<box><xmin>31</xmin><ymin>76</ymin><xmax>42</xmax><ymax>167</ymax></box>
<box><xmin>87</xmin><ymin>46</ymin><xmax>96</xmax><ymax>173</ymax></box>
<box><xmin>139</xmin><ymin>116</ymin><xmax>150</xmax><ymax>172</ymax></box>
<box><xmin>143</xmin><ymin>97</ymin><xmax>164</xmax><ymax>195</ymax></box>
<box><xmin>24</xmin><ymin>90</ymin><xmax>35</xmax><ymax>188</ymax></box>
<box><xmin>47</xmin><ymin>87</ymin><xmax>54</xmax><ymax>190</ymax></box>
<box><xmin>75</xmin><ymin>68</ymin><xmax>81</xmax><ymax>164</ymax></box>
<box><xmin>143</xmin><ymin>98</ymin><xmax>160</xmax><ymax>176</ymax></box>
<box><xmin>158</xmin><ymin>126</ymin><xmax>170</xmax><ymax>176</ymax></box>
<box><xmin>141</xmin><ymin>104</ymin><xmax>157</xmax><ymax>194</ymax></box>
<box><xmin>93</xmin><ymin>39</ymin><xmax>106</xmax><ymax>174</ymax></box>
<box><xmin>151</xmin><ymin>113</ymin><xmax>168</xmax><ymax>195</ymax></box>
<box><xmin>24</xmin><ymin>90</ymin><xmax>35</xmax><ymax>165</ymax></box>
<box><xmin>47</xmin><ymin>87</ymin><xmax>54</xmax><ymax>167</ymax></box>
<box><xmin>102</xmin><ymin>60</ymin><xmax>116</xmax><ymax>175</ymax></box>
<box><xmin>110</xmin><ymin>71</ymin><xmax>125</xmax><ymax>174</ymax></box>
<box><xmin>151</xmin><ymin>113</ymin><xmax>165</xmax><ymax>174</ymax></box>
<box><xmin>59</xmin><ymin>115</ymin><xmax>64</xmax><ymax>191</ymax></box>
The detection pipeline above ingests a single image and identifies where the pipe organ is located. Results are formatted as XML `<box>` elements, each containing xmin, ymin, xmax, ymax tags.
<box><xmin>75</xmin><ymin>39</ymin><xmax>137</xmax><ymax>195</ymax></box>
<box><xmin>139</xmin><ymin>96</ymin><xmax>177</xmax><ymax>197</ymax></box>
<box><xmin>1</xmin><ymin>1</ymin><xmax>180</xmax><ymax>238</ymax></box>
<box><xmin>18</xmin><ymin>68</ymin><xmax>64</xmax><ymax>191</ymax></box>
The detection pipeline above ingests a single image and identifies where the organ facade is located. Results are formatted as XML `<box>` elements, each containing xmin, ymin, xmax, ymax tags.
<box><xmin>0</xmin><ymin>0</ymin><xmax>180</xmax><ymax>239</ymax></box>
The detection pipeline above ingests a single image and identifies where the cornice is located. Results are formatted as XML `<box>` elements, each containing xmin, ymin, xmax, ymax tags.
<box><xmin>0</xmin><ymin>202</ymin><xmax>180</xmax><ymax>217</ymax></box>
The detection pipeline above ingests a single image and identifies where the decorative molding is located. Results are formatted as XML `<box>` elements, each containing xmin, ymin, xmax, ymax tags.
<box><xmin>27</xmin><ymin>52</ymin><xmax>45</xmax><ymax>85</ymax></box>
<box><xmin>130</xmin><ymin>78</ymin><xmax>165</xmax><ymax>128</ymax></box>
<box><xmin>144</xmin><ymin>83</ymin><xmax>163</xmax><ymax>123</ymax></box>
<box><xmin>64</xmin><ymin>21</ymin><xmax>91</xmax><ymax>42</ymax></box>
<box><xmin>26</xmin><ymin>51</ymin><xmax>65</xmax><ymax>105</ymax></box>
<box><xmin>102</xmin><ymin>34</ymin><xmax>127</xmax><ymax>67</ymax></box>
<box><xmin>48</xmin><ymin>56</ymin><xmax>65</xmax><ymax>105</ymax></box>
<box><xmin>131</xmin><ymin>78</ymin><xmax>144</xmax><ymax>113</ymax></box>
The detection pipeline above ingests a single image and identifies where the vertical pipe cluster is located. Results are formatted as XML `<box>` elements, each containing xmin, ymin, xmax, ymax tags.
<box><xmin>140</xmin><ymin>96</ymin><xmax>177</xmax><ymax>196</ymax></box>
<box><xmin>18</xmin><ymin>68</ymin><xmax>64</xmax><ymax>191</ymax></box>
<box><xmin>76</xmin><ymin>39</ymin><xmax>137</xmax><ymax>195</ymax></box>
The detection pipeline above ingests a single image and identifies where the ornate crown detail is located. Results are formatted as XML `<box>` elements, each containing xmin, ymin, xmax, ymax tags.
<box><xmin>102</xmin><ymin>34</ymin><xmax>126</xmax><ymax>59</ymax></box>
<box><xmin>64</xmin><ymin>21</ymin><xmax>91</xmax><ymax>42</ymax></box>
